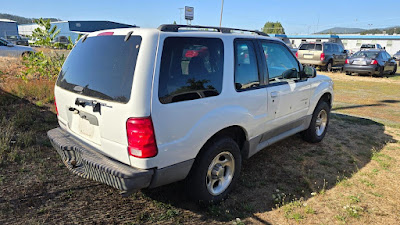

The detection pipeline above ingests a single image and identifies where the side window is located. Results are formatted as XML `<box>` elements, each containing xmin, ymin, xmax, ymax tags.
<box><xmin>332</xmin><ymin>44</ymin><xmax>339</xmax><ymax>53</ymax></box>
<box><xmin>261</xmin><ymin>41</ymin><xmax>299</xmax><ymax>83</ymax></box>
<box><xmin>337</xmin><ymin>45</ymin><xmax>344</xmax><ymax>53</ymax></box>
<box><xmin>324</xmin><ymin>44</ymin><xmax>332</xmax><ymax>53</ymax></box>
<box><xmin>234</xmin><ymin>40</ymin><xmax>260</xmax><ymax>91</ymax></box>
<box><xmin>158</xmin><ymin>37</ymin><xmax>224</xmax><ymax>104</ymax></box>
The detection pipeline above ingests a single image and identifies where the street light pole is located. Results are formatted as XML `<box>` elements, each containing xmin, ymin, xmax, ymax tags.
<box><xmin>219</xmin><ymin>0</ymin><xmax>224</xmax><ymax>27</ymax></box>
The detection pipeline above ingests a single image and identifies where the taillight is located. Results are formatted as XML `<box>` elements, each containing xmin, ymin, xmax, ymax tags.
<box><xmin>126</xmin><ymin>117</ymin><xmax>157</xmax><ymax>158</ymax></box>
<box><xmin>295</xmin><ymin>51</ymin><xmax>298</xmax><ymax>58</ymax></box>
<box><xmin>54</xmin><ymin>96</ymin><xmax>58</xmax><ymax>116</ymax></box>
<box><xmin>371</xmin><ymin>59</ymin><xmax>378</xmax><ymax>65</ymax></box>
<box><xmin>345</xmin><ymin>59</ymin><xmax>349</xmax><ymax>64</ymax></box>
<box><xmin>97</xmin><ymin>32</ymin><xmax>114</xmax><ymax>36</ymax></box>
<box><xmin>320</xmin><ymin>53</ymin><xmax>325</xmax><ymax>61</ymax></box>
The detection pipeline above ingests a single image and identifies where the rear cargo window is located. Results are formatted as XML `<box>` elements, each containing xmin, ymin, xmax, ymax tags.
<box><xmin>158</xmin><ymin>37</ymin><xmax>224</xmax><ymax>104</ymax></box>
<box><xmin>299</xmin><ymin>43</ymin><xmax>322</xmax><ymax>51</ymax></box>
<box><xmin>56</xmin><ymin>35</ymin><xmax>141</xmax><ymax>103</ymax></box>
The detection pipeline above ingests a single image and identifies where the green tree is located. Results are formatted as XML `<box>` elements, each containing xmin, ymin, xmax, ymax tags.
<box><xmin>262</xmin><ymin>21</ymin><xmax>285</xmax><ymax>34</ymax></box>
<box><xmin>31</xmin><ymin>18</ymin><xmax>60</xmax><ymax>47</ymax></box>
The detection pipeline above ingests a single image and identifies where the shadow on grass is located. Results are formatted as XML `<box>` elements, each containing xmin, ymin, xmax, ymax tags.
<box><xmin>333</xmin><ymin>99</ymin><xmax>400</xmax><ymax>111</ymax></box>
<box><xmin>143</xmin><ymin>113</ymin><xmax>395</xmax><ymax>223</ymax></box>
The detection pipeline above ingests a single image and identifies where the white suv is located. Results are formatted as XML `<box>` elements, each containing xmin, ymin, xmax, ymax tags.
<box><xmin>48</xmin><ymin>25</ymin><xmax>333</xmax><ymax>203</ymax></box>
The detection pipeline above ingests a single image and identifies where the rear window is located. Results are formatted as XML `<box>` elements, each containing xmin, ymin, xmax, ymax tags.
<box><xmin>361</xmin><ymin>44</ymin><xmax>375</xmax><ymax>49</ymax></box>
<box><xmin>56</xmin><ymin>35</ymin><xmax>141</xmax><ymax>103</ymax></box>
<box><xmin>352</xmin><ymin>51</ymin><xmax>379</xmax><ymax>58</ymax></box>
<box><xmin>158</xmin><ymin>37</ymin><xmax>224</xmax><ymax>104</ymax></box>
<box><xmin>299</xmin><ymin>43</ymin><xmax>322</xmax><ymax>51</ymax></box>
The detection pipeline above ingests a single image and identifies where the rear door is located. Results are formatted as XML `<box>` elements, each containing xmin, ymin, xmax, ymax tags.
<box><xmin>55</xmin><ymin>34</ymin><xmax>142</xmax><ymax>164</ymax></box>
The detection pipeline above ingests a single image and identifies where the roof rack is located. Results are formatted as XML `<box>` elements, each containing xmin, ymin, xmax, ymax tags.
<box><xmin>157</xmin><ymin>24</ymin><xmax>269</xmax><ymax>37</ymax></box>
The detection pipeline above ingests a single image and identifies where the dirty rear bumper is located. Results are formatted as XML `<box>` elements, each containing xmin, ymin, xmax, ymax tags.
<box><xmin>47</xmin><ymin>128</ymin><xmax>154</xmax><ymax>192</ymax></box>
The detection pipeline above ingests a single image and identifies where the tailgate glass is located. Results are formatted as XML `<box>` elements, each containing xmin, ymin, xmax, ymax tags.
<box><xmin>56</xmin><ymin>35</ymin><xmax>142</xmax><ymax>103</ymax></box>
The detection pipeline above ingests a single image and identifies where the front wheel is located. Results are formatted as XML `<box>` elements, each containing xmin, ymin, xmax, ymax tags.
<box><xmin>186</xmin><ymin>137</ymin><xmax>242</xmax><ymax>204</ymax></box>
<box><xmin>302</xmin><ymin>101</ymin><xmax>330</xmax><ymax>143</ymax></box>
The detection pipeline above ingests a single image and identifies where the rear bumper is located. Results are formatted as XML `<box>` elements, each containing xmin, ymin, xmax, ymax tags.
<box><xmin>344</xmin><ymin>64</ymin><xmax>378</xmax><ymax>74</ymax></box>
<box><xmin>298</xmin><ymin>59</ymin><xmax>325</xmax><ymax>66</ymax></box>
<box><xmin>47</xmin><ymin>128</ymin><xmax>154</xmax><ymax>192</ymax></box>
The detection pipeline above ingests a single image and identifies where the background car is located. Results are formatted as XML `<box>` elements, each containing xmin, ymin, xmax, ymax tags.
<box><xmin>296</xmin><ymin>42</ymin><xmax>347</xmax><ymax>72</ymax></box>
<box><xmin>6</xmin><ymin>35</ymin><xmax>29</xmax><ymax>46</ymax></box>
<box><xmin>0</xmin><ymin>37</ymin><xmax>35</xmax><ymax>57</ymax></box>
<box><xmin>360</xmin><ymin>43</ymin><xmax>383</xmax><ymax>50</ymax></box>
<box><xmin>393</xmin><ymin>50</ymin><xmax>400</xmax><ymax>62</ymax></box>
<box><xmin>344</xmin><ymin>50</ymin><xmax>397</xmax><ymax>76</ymax></box>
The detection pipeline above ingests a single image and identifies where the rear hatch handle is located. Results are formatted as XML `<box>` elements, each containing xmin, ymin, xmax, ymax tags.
<box><xmin>75</xmin><ymin>98</ymin><xmax>112</xmax><ymax>114</ymax></box>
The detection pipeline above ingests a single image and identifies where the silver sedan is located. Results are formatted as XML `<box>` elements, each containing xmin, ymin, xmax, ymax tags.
<box><xmin>0</xmin><ymin>37</ymin><xmax>35</xmax><ymax>57</ymax></box>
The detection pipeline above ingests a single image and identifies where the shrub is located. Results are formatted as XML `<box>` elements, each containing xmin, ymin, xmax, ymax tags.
<box><xmin>21</xmin><ymin>51</ymin><xmax>65</xmax><ymax>80</ymax></box>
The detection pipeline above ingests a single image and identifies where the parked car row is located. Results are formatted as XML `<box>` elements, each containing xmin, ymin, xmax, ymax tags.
<box><xmin>295</xmin><ymin>41</ymin><xmax>398</xmax><ymax>76</ymax></box>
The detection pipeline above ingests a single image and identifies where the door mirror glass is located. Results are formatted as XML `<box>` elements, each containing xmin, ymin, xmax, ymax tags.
<box><xmin>304</xmin><ymin>66</ymin><xmax>316</xmax><ymax>78</ymax></box>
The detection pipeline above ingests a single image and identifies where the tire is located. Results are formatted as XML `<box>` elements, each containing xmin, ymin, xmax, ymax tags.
<box><xmin>324</xmin><ymin>61</ymin><xmax>333</xmax><ymax>72</ymax></box>
<box><xmin>186</xmin><ymin>137</ymin><xmax>242</xmax><ymax>204</ymax></box>
<box><xmin>378</xmin><ymin>66</ymin><xmax>384</xmax><ymax>77</ymax></box>
<box><xmin>301</xmin><ymin>101</ymin><xmax>330</xmax><ymax>143</ymax></box>
<box><xmin>345</xmin><ymin>71</ymin><xmax>351</xmax><ymax>75</ymax></box>
<box><xmin>390</xmin><ymin>65</ymin><xmax>397</xmax><ymax>75</ymax></box>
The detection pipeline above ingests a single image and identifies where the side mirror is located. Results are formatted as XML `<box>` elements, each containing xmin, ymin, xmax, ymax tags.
<box><xmin>303</xmin><ymin>66</ymin><xmax>316</xmax><ymax>78</ymax></box>
<box><xmin>7</xmin><ymin>43</ymin><xmax>14</xmax><ymax>47</ymax></box>
<box><xmin>343</xmin><ymin>50</ymin><xmax>348</xmax><ymax>54</ymax></box>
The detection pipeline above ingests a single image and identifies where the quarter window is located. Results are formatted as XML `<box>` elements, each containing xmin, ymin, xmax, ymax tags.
<box><xmin>261</xmin><ymin>42</ymin><xmax>299</xmax><ymax>82</ymax></box>
<box><xmin>234</xmin><ymin>40</ymin><xmax>260</xmax><ymax>90</ymax></box>
<box><xmin>158</xmin><ymin>37</ymin><xmax>224</xmax><ymax>104</ymax></box>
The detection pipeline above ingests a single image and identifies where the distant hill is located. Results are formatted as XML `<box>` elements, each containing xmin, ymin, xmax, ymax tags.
<box><xmin>0</xmin><ymin>13</ymin><xmax>60</xmax><ymax>24</ymax></box>
<box><xmin>317</xmin><ymin>27</ymin><xmax>366</xmax><ymax>34</ymax></box>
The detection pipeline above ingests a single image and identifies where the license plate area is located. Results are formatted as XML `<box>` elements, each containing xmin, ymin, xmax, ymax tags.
<box><xmin>304</xmin><ymin>54</ymin><xmax>313</xmax><ymax>59</ymax></box>
<box><xmin>352</xmin><ymin>60</ymin><xmax>366</xmax><ymax>65</ymax></box>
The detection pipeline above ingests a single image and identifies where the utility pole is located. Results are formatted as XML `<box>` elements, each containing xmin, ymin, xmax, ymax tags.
<box><xmin>219</xmin><ymin>0</ymin><xmax>224</xmax><ymax>27</ymax></box>
<box><xmin>178</xmin><ymin>8</ymin><xmax>184</xmax><ymax>24</ymax></box>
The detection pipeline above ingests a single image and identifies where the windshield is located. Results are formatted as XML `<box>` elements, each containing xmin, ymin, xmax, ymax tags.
<box><xmin>352</xmin><ymin>51</ymin><xmax>379</xmax><ymax>58</ymax></box>
<box><xmin>56</xmin><ymin>35</ymin><xmax>141</xmax><ymax>103</ymax></box>
<box><xmin>299</xmin><ymin>43</ymin><xmax>322</xmax><ymax>51</ymax></box>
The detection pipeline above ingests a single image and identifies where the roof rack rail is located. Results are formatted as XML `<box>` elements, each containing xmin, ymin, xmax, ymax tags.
<box><xmin>157</xmin><ymin>24</ymin><xmax>269</xmax><ymax>37</ymax></box>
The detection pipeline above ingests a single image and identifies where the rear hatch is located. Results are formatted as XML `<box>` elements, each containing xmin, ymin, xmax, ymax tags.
<box><xmin>55</xmin><ymin>33</ymin><xmax>142</xmax><ymax>165</ymax></box>
<box><xmin>297</xmin><ymin>43</ymin><xmax>323</xmax><ymax>61</ymax></box>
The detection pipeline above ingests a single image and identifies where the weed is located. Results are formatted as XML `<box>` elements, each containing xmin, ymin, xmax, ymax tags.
<box><xmin>360</xmin><ymin>179</ymin><xmax>375</xmax><ymax>188</ymax></box>
<box><xmin>369</xmin><ymin>192</ymin><xmax>383</xmax><ymax>197</ymax></box>
<box><xmin>343</xmin><ymin>205</ymin><xmax>363</xmax><ymax>218</ymax></box>
<box><xmin>371</xmin><ymin>150</ymin><xmax>393</xmax><ymax>169</ymax></box>
<box><xmin>304</xmin><ymin>205</ymin><xmax>316</xmax><ymax>214</ymax></box>
<box><xmin>348</xmin><ymin>195</ymin><xmax>361</xmax><ymax>204</ymax></box>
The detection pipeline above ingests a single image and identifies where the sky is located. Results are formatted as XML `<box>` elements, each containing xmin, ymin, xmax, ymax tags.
<box><xmin>2</xmin><ymin>0</ymin><xmax>400</xmax><ymax>34</ymax></box>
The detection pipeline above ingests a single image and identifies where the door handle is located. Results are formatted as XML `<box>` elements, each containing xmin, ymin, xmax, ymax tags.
<box><xmin>270</xmin><ymin>91</ymin><xmax>278</xmax><ymax>98</ymax></box>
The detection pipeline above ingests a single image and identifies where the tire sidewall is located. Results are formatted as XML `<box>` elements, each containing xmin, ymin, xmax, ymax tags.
<box><xmin>187</xmin><ymin>137</ymin><xmax>242</xmax><ymax>204</ymax></box>
<box><xmin>309</xmin><ymin>101</ymin><xmax>330</xmax><ymax>142</ymax></box>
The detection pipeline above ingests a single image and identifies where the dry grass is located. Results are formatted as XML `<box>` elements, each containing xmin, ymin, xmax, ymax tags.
<box><xmin>0</xmin><ymin>59</ymin><xmax>399</xmax><ymax>224</ymax></box>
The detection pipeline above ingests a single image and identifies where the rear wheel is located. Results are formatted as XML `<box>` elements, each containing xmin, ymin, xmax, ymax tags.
<box><xmin>302</xmin><ymin>101</ymin><xmax>330</xmax><ymax>143</ymax></box>
<box><xmin>324</xmin><ymin>61</ymin><xmax>333</xmax><ymax>72</ymax></box>
<box><xmin>390</xmin><ymin>65</ymin><xmax>397</xmax><ymax>75</ymax></box>
<box><xmin>345</xmin><ymin>71</ymin><xmax>351</xmax><ymax>75</ymax></box>
<box><xmin>186</xmin><ymin>137</ymin><xmax>242</xmax><ymax>204</ymax></box>
<box><xmin>378</xmin><ymin>66</ymin><xmax>384</xmax><ymax>77</ymax></box>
